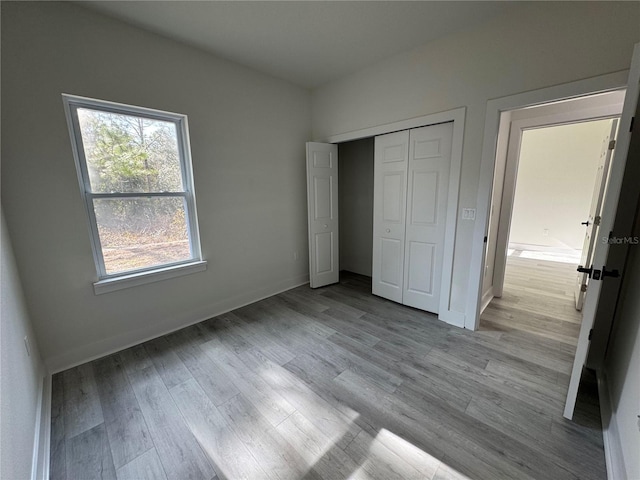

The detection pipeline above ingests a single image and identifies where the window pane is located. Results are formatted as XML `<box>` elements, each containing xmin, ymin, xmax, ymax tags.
<box><xmin>77</xmin><ymin>108</ymin><xmax>184</xmax><ymax>193</ymax></box>
<box><xmin>94</xmin><ymin>197</ymin><xmax>191</xmax><ymax>275</ymax></box>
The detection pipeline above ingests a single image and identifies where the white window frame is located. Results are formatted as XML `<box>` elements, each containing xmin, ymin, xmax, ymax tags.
<box><xmin>62</xmin><ymin>94</ymin><xmax>206</xmax><ymax>294</ymax></box>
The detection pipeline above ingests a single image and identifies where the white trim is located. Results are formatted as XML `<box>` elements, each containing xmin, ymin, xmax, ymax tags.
<box><xmin>31</xmin><ymin>374</ymin><xmax>51</xmax><ymax>480</ymax></box>
<box><xmin>61</xmin><ymin>93</ymin><xmax>187</xmax><ymax>122</ymax></box>
<box><xmin>515</xmin><ymin>104</ymin><xmax>621</xmax><ymax>131</ymax></box>
<box><xmin>597</xmin><ymin>369</ymin><xmax>627</xmax><ymax>480</ymax></box>
<box><xmin>467</xmin><ymin>70</ymin><xmax>629</xmax><ymax>330</ymax></box>
<box><xmin>438</xmin><ymin>108</ymin><xmax>465</xmax><ymax>327</ymax></box>
<box><xmin>47</xmin><ymin>273</ymin><xmax>310</xmax><ymax>373</ymax></box>
<box><xmin>480</xmin><ymin>289</ymin><xmax>493</xmax><ymax>316</ymax></box>
<box><xmin>491</xmin><ymin>119</ymin><xmax>524</xmax><ymax>299</ymax></box>
<box><xmin>30</xmin><ymin>375</ymin><xmax>43</xmax><ymax>480</ymax></box>
<box><xmin>322</xmin><ymin>109</ymin><xmax>464</xmax><ymax>144</ymax></box>
<box><xmin>93</xmin><ymin>260</ymin><xmax>207</xmax><ymax>294</ymax></box>
<box><xmin>321</xmin><ymin>107</ymin><xmax>466</xmax><ymax>328</ymax></box>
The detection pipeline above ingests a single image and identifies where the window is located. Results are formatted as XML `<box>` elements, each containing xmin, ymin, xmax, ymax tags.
<box><xmin>63</xmin><ymin>95</ymin><xmax>205</xmax><ymax>293</ymax></box>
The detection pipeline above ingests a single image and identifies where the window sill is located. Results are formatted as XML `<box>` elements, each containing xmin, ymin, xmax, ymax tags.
<box><xmin>93</xmin><ymin>260</ymin><xmax>207</xmax><ymax>295</ymax></box>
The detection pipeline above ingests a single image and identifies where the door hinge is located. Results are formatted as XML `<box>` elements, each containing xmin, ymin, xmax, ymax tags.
<box><xmin>580</xmin><ymin>284</ymin><xmax>587</xmax><ymax>292</ymax></box>
<box><xmin>589</xmin><ymin>329</ymin><xmax>593</xmax><ymax>341</ymax></box>
<box><xmin>594</xmin><ymin>215</ymin><xmax>601</xmax><ymax>226</ymax></box>
<box><xmin>608</xmin><ymin>139</ymin><xmax>616</xmax><ymax>150</ymax></box>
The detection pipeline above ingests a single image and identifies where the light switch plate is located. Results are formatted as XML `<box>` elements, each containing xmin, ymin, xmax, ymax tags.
<box><xmin>462</xmin><ymin>208</ymin><xmax>476</xmax><ymax>220</ymax></box>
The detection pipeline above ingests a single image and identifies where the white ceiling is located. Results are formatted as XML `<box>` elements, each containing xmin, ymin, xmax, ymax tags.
<box><xmin>78</xmin><ymin>1</ymin><xmax>522</xmax><ymax>89</ymax></box>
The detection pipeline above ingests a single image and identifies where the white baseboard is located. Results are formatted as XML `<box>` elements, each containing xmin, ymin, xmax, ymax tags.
<box><xmin>45</xmin><ymin>273</ymin><xmax>309</xmax><ymax>373</ymax></box>
<box><xmin>32</xmin><ymin>374</ymin><xmax>51</xmax><ymax>480</ymax></box>
<box><xmin>597</xmin><ymin>369</ymin><xmax>627</xmax><ymax>480</ymax></box>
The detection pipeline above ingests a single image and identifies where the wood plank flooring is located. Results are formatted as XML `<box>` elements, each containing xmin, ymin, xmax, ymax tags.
<box><xmin>50</xmin><ymin>256</ymin><xmax>605</xmax><ymax>480</ymax></box>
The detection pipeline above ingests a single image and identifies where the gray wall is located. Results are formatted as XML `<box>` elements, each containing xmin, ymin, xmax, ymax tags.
<box><xmin>338</xmin><ymin>138</ymin><xmax>374</xmax><ymax>277</ymax></box>
<box><xmin>1</xmin><ymin>210</ymin><xmax>45</xmax><ymax>480</ymax></box>
<box><xmin>312</xmin><ymin>2</ymin><xmax>640</xmax><ymax>314</ymax></box>
<box><xmin>603</xmin><ymin>208</ymin><xmax>640</xmax><ymax>479</ymax></box>
<box><xmin>1</xmin><ymin>2</ymin><xmax>311</xmax><ymax>371</ymax></box>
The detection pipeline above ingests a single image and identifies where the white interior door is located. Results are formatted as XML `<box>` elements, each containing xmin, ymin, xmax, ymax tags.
<box><xmin>402</xmin><ymin>123</ymin><xmax>453</xmax><ymax>313</ymax></box>
<box><xmin>574</xmin><ymin>119</ymin><xmax>618</xmax><ymax>310</ymax></box>
<box><xmin>306</xmin><ymin>142</ymin><xmax>339</xmax><ymax>288</ymax></box>
<box><xmin>564</xmin><ymin>42</ymin><xmax>640</xmax><ymax>419</ymax></box>
<box><xmin>372</xmin><ymin>131</ymin><xmax>409</xmax><ymax>302</ymax></box>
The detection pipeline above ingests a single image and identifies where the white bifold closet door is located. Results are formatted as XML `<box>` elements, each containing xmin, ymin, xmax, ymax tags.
<box><xmin>306</xmin><ymin>142</ymin><xmax>339</xmax><ymax>288</ymax></box>
<box><xmin>372</xmin><ymin>130</ymin><xmax>409</xmax><ymax>303</ymax></box>
<box><xmin>372</xmin><ymin>122</ymin><xmax>453</xmax><ymax>313</ymax></box>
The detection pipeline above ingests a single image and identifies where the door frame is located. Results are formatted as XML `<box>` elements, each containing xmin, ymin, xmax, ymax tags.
<box><xmin>321</xmin><ymin>107</ymin><xmax>466</xmax><ymax>327</ymax></box>
<box><xmin>490</xmin><ymin>106</ymin><xmax>622</xmax><ymax>306</ymax></box>
<box><xmin>468</xmin><ymin>71</ymin><xmax>630</xmax><ymax>330</ymax></box>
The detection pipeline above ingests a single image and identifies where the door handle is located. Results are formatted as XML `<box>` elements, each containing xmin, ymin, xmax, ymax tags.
<box><xmin>577</xmin><ymin>265</ymin><xmax>593</xmax><ymax>277</ymax></box>
<box><xmin>323</xmin><ymin>224</ymin><xmax>328</xmax><ymax>228</ymax></box>
<box><xmin>581</xmin><ymin>266</ymin><xmax>620</xmax><ymax>281</ymax></box>
<box><xmin>581</xmin><ymin>221</ymin><xmax>590</xmax><ymax>226</ymax></box>
<box><xmin>386</xmin><ymin>228</ymin><xmax>391</xmax><ymax>233</ymax></box>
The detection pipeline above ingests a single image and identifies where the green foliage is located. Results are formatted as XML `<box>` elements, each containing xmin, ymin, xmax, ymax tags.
<box><xmin>93</xmin><ymin>122</ymin><xmax>154</xmax><ymax>191</ymax></box>
<box><xmin>78</xmin><ymin>109</ymin><xmax>188</xmax><ymax>250</ymax></box>
<box><xmin>78</xmin><ymin>109</ymin><xmax>182</xmax><ymax>193</ymax></box>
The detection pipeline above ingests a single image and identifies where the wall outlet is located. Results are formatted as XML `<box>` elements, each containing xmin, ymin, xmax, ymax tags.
<box><xmin>24</xmin><ymin>336</ymin><xmax>31</xmax><ymax>357</ymax></box>
<box><xmin>543</xmin><ymin>229</ymin><xmax>549</xmax><ymax>236</ymax></box>
<box><xmin>462</xmin><ymin>208</ymin><xmax>476</xmax><ymax>221</ymax></box>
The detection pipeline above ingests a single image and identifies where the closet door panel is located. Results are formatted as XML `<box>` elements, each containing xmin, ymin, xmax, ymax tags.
<box><xmin>410</xmin><ymin>171</ymin><xmax>439</xmax><ymax>225</ymax></box>
<box><xmin>406</xmin><ymin>241</ymin><xmax>436</xmax><ymax>295</ymax></box>
<box><xmin>372</xmin><ymin>131</ymin><xmax>409</xmax><ymax>302</ymax></box>
<box><xmin>382</xmin><ymin>173</ymin><xmax>405</xmax><ymax>223</ymax></box>
<box><xmin>403</xmin><ymin>123</ymin><xmax>453</xmax><ymax>313</ymax></box>
<box><xmin>380</xmin><ymin>238</ymin><xmax>403</xmax><ymax>288</ymax></box>
<box><xmin>306</xmin><ymin>142</ymin><xmax>339</xmax><ymax>288</ymax></box>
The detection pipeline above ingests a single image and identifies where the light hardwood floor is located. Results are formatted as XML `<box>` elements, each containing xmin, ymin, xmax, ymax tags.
<box><xmin>50</xmin><ymin>256</ymin><xmax>605</xmax><ymax>480</ymax></box>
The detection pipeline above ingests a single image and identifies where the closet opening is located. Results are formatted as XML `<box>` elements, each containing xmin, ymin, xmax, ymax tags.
<box><xmin>338</xmin><ymin>137</ymin><xmax>375</xmax><ymax>279</ymax></box>
<box><xmin>306</xmin><ymin>108</ymin><xmax>466</xmax><ymax>327</ymax></box>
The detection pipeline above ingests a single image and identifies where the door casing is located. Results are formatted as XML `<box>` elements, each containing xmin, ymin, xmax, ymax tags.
<box><xmin>470</xmin><ymin>70</ymin><xmax>630</xmax><ymax>330</ymax></box>
<box><xmin>489</xmin><ymin>105</ymin><xmax>622</xmax><ymax>306</ymax></box>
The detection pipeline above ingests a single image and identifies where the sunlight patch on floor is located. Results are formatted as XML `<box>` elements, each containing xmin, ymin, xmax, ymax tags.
<box><xmin>352</xmin><ymin>428</ymin><xmax>472</xmax><ymax>480</ymax></box>
<box><xmin>518</xmin><ymin>250</ymin><xmax>581</xmax><ymax>264</ymax></box>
